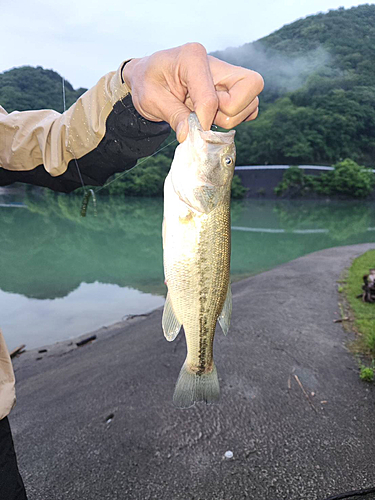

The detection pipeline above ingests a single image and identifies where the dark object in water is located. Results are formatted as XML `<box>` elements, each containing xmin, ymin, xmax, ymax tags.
<box><xmin>10</xmin><ymin>345</ymin><xmax>26</xmax><ymax>359</ymax></box>
<box><xmin>76</xmin><ymin>335</ymin><xmax>97</xmax><ymax>347</ymax></box>
<box><xmin>359</xmin><ymin>269</ymin><xmax>375</xmax><ymax>303</ymax></box>
<box><xmin>81</xmin><ymin>189</ymin><xmax>97</xmax><ymax>217</ymax></box>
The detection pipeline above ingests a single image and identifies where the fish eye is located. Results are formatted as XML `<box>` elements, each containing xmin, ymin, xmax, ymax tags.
<box><xmin>224</xmin><ymin>156</ymin><xmax>233</xmax><ymax>166</ymax></box>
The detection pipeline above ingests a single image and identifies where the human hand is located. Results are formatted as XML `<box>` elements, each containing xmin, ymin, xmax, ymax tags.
<box><xmin>122</xmin><ymin>43</ymin><xmax>264</xmax><ymax>142</ymax></box>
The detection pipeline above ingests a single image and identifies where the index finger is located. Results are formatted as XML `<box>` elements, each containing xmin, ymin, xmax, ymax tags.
<box><xmin>217</xmin><ymin>70</ymin><xmax>264</xmax><ymax>118</ymax></box>
<box><xmin>179</xmin><ymin>43</ymin><xmax>219</xmax><ymax>130</ymax></box>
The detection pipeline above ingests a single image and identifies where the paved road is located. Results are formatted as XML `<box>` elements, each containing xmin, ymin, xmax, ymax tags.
<box><xmin>10</xmin><ymin>244</ymin><xmax>375</xmax><ymax>500</ymax></box>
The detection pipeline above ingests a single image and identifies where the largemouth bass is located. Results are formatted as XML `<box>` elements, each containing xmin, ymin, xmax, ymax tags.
<box><xmin>162</xmin><ymin>113</ymin><xmax>236</xmax><ymax>408</ymax></box>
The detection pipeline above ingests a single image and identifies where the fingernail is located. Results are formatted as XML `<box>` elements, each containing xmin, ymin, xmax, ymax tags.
<box><xmin>176</xmin><ymin>120</ymin><xmax>188</xmax><ymax>143</ymax></box>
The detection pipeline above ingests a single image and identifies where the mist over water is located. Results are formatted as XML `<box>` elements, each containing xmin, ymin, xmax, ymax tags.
<box><xmin>212</xmin><ymin>42</ymin><xmax>331</xmax><ymax>96</ymax></box>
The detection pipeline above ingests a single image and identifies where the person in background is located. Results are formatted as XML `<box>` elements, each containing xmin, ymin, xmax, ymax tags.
<box><xmin>0</xmin><ymin>42</ymin><xmax>263</xmax><ymax>499</ymax></box>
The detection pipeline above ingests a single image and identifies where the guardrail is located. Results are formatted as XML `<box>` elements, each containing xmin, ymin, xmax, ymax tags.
<box><xmin>235</xmin><ymin>165</ymin><xmax>375</xmax><ymax>172</ymax></box>
<box><xmin>0</xmin><ymin>203</ymin><xmax>27</xmax><ymax>208</ymax></box>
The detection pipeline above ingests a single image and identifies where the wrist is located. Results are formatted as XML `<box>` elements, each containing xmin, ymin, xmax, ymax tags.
<box><xmin>122</xmin><ymin>58</ymin><xmax>140</xmax><ymax>91</ymax></box>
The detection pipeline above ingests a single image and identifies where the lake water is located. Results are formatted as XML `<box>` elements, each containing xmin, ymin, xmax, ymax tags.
<box><xmin>1</xmin><ymin>192</ymin><xmax>375</xmax><ymax>351</ymax></box>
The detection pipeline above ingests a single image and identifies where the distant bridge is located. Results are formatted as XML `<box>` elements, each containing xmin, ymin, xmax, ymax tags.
<box><xmin>235</xmin><ymin>165</ymin><xmax>375</xmax><ymax>173</ymax></box>
<box><xmin>236</xmin><ymin>165</ymin><xmax>333</xmax><ymax>171</ymax></box>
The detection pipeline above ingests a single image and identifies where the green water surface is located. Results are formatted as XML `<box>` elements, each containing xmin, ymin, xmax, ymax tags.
<box><xmin>1</xmin><ymin>192</ymin><xmax>374</xmax><ymax>350</ymax></box>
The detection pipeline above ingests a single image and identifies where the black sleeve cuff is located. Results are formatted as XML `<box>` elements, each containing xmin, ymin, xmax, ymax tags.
<box><xmin>0</xmin><ymin>94</ymin><xmax>171</xmax><ymax>193</ymax></box>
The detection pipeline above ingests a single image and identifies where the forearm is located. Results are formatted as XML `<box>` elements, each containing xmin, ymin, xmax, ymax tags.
<box><xmin>0</xmin><ymin>330</ymin><xmax>15</xmax><ymax>420</ymax></box>
<box><xmin>0</xmin><ymin>62</ymin><xmax>171</xmax><ymax>193</ymax></box>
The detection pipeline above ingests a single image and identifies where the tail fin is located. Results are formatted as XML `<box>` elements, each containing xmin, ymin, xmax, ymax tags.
<box><xmin>173</xmin><ymin>361</ymin><xmax>220</xmax><ymax>408</ymax></box>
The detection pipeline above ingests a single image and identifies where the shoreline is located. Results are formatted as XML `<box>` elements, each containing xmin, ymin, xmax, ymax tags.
<box><xmin>10</xmin><ymin>241</ymin><xmax>375</xmax><ymax>359</ymax></box>
<box><xmin>11</xmin><ymin>311</ymin><xmax>155</xmax><ymax>363</ymax></box>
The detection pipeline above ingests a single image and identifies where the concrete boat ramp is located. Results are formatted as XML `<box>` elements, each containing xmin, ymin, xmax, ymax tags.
<box><xmin>10</xmin><ymin>244</ymin><xmax>375</xmax><ymax>500</ymax></box>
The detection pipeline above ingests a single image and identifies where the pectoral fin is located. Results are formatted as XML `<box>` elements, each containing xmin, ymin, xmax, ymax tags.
<box><xmin>218</xmin><ymin>285</ymin><xmax>232</xmax><ymax>336</ymax></box>
<box><xmin>162</xmin><ymin>293</ymin><xmax>182</xmax><ymax>342</ymax></box>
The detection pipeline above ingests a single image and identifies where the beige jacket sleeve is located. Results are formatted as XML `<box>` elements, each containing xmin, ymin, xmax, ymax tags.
<box><xmin>0</xmin><ymin>63</ymin><xmax>130</xmax><ymax>177</ymax></box>
<box><xmin>0</xmin><ymin>62</ymin><xmax>171</xmax><ymax>193</ymax></box>
<box><xmin>0</xmin><ymin>330</ymin><xmax>16</xmax><ymax>420</ymax></box>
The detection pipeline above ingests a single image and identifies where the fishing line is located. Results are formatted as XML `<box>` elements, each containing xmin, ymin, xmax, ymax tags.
<box><xmin>62</xmin><ymin>76</ymin><xmax>222</xmax><ymax>216</ymax></box>
<box><xmin>62</xmin><ymin>76</ymin><xmax>88</xmax><ymax>214</ymax></box>
<box><xmin>78</xmin><ymin>137</ymin><xmax>176</xmax><ymax>217</ymax></box>
<box><xmin>94</xmin><ymin>119</ymin><xmax>219</xmax><ymax>198</ymax></box>
<box><xmin>92</xmin><ymin>121</ymin><xmax>219</xmax><ymax>197</ymax></box>
<box><xmin>94</xmin><ymin>137</ymin><xmax>177</xmax><ymax>195</ymax></box>
<box><xmin>62</xmin><ymin>74</ymin><xmax>179</xmax><ymax>216</ymax></box>
<box><xmin>62</xmin><ymin>76</ymin><xmax>66</xmax><ymax>113</ymax></box>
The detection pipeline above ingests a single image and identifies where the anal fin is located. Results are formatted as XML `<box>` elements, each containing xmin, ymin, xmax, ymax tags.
<box><xmin>162</xmin><ymin>293</ymin><xmax>182</xmax><ymax>342</ymax></box>
<box><xmin>218</xmin><ymin>285</ymin><xmax>232</xmax><ymax>336</ymax></box>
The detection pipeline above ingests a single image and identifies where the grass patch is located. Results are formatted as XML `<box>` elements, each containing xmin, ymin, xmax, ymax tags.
<box><xmin>344</xmin><ymin>250</ymin><xmax>375</xmax><ymax>378</ymax></box>
<box><xmin>360</xmin><ymin>364</ymin><xmax>374</xmax><ymax>382</ymax></box>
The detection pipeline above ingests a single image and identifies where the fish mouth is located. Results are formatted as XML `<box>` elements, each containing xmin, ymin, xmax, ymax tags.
<box><xmin>189</xmin><ymin>113</ymin><xmax>235</xmax><ymax>145</ymax></box>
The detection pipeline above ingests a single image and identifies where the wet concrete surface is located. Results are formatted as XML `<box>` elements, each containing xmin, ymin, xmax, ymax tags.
<box><xmin>10</xmin><ymin>243</ymin><xmax>375</xmax><ymax>500</ymax></box>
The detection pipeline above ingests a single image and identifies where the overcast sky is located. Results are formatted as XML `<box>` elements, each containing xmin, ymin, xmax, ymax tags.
<box><xmin>1</xmin><ymin>0</ymin><xmax>373</xmax><ymax>89</ymax></box>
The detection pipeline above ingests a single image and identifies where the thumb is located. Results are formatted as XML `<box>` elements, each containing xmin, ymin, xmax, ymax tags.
<box><xmin>175</xmin><ymin>118</ymin><xmax>189</xmax><ymax>143</ymax></box>
<box><xmin>154</xmin><ymin>89</ymin><xmax>191</xmax><ymax>143</ymax></box>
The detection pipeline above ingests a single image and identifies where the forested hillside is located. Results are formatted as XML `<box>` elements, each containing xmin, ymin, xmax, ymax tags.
<box><xmin>0</xmin><ymin>66</ymin><xmax>86</xmax><ymax>113</ymax></box>
<box><xmin>1</xmin><ymin>5</ymin><xmax>374</xmax><ymax>169</ymax></box>
<box><xmin>213</xmin><ymin>4</ymin><xmax>375</xmax><ymax>166</ymax></box>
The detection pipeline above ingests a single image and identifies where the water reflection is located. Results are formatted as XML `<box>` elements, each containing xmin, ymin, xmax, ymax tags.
<box><xmin>0</xmin><ymin>283</ymin><xmax>164</xmax><ymax>350</ymax></box>
<box><xmin>0</xmin><ymin>194</ymin><xmax>165</xmax><ymax>299</ymax></box>
<box><xmin>274</xmin><ymin>201</ymin><xmax>373</xmax><ymax>241</ymax></box>
<box><xmin>231</xmin><ymin>199</ymin><xmax>375</xmax><ymax>279</ymax></box>
<box><xmin>1</xmin><ymin>193</ymin><xmax>375</xmax><ymax>349</ymax></box>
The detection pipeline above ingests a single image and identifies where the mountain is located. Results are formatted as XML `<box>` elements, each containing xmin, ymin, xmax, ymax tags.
<box><xmin>212</xmin><ymin>4</ymin><xmax>375</xmax><ymax>166</ymax></box>
<box><xmin>1</xmin><ymin>5</ymin><xmax>374</xmax><ymax>166</ymax></box>
<box><xmin>212</xmin><ymin>4</ymin><xmax>375</xmax><ymax>104</ymax></box>
<box><xmin>0</xmin><ymin>66</ymin><xmax>86</xmax><ymax>113</ymax></box>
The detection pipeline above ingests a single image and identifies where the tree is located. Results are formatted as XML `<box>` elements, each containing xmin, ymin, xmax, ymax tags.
<box><xmin>275</xmin><ymin>159</ymin><xmax>375</xmax><ymax>198</ymax></box>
